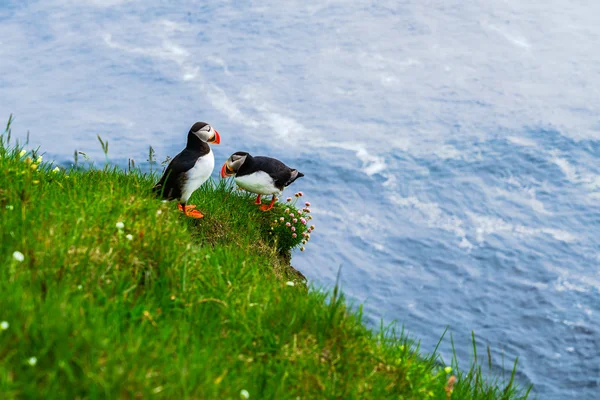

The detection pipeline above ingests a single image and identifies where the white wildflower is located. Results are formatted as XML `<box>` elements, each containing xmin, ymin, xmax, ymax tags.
<box><xmin>0</xmin><ymin>321</ymin><xmax>8</xmax><ymax>330</ymax></box>
<box><xmin>115</xmin><ymin>221</ymin><xmax>124</xmax><ymax>229</ymax></box>
<box><xmin>27</xmin><ymin>357</ymin><xmax>37</xmax><ymax>366</ymax></box>
<box><xmin>240</xmin><ymin>389</ymin><xmax>250</xmax><ymax>399</ymax></box>
<box><xmin>12</xmin><ymin>251</ymin><xmax>24</xmax><ymax>262</ymax></box>
<box><xmin>285</xmin><ymin>281</ymin><xmax>295</xmax><ymax>287</ymax></box>
<box><xmin>125</xmin><ymin>234</ymin><xmax>133</xmax><ymax>241</ymax></box>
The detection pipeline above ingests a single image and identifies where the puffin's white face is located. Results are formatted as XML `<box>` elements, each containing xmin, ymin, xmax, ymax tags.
<box><xmin>193</xmin><ymin>124</ymin><xmax>221</xmax><ymax>144</ymax></box>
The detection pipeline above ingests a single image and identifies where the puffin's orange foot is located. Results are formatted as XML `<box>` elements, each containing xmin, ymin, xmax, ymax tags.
<box><xmin>260</xmin><ymin>204</ymin><xmax>274</xmax><ymax>211</ymax></box>
<box><xmin>260</xmin><ymin>196</ymin><xmax>277</xmax><ymax>211</ymax></box>
<box><xmin>186</xmin><ymin>209</ymin><xmax>204</xmax><ymax>219</ymax></box>
<box><xmin>178</xmin><ymin>204</ymin><xmax>197</xmax><ymax>212</ymax></box>
<box><xmin>254</xmin><ymin>194</ymin><xmax>262</xmax><ymax>205</ymax></box>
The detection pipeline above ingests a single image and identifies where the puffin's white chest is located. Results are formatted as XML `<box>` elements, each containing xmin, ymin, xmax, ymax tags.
<box><xmin>235</xmin><ymin>171</ymin><xmax>281</xmax><ymax>195</ymax></box>
<box><xmin>181</xmin><ymin>149</ymin><xmax>214</xmax><ymax>202</ymax></box>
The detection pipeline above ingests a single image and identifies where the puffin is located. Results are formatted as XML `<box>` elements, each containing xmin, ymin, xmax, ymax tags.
<box><xmin>153</xmin><ymin>121</ymin><xmax>221</xmax><ymax>218</ymax></box>
<box><xmin>220</xmin><ymin>151</ymin><xmax>304</xmax><ymax>211</ymax></box>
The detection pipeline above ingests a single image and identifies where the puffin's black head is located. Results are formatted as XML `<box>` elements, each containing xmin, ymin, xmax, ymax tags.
<box><xmin>221</xmin><ymin>151</ymin><xmax>250</xmax><ymax>178</ymax></box>
<box><xmin>187</xmin><ymin>121</ymin><xmax>221</xmax><ymax>149</ymax></box>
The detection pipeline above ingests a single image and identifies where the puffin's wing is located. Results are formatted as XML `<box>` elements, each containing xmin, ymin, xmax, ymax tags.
<box><xmin>253</xmin><ymin>156</ymin><xmax>303</xmax><ymax>189</ymax></box>
<box><xmin>153</xmin><ymin>149</ymin><xmax>197</xmax><ymax>199</ymax></box>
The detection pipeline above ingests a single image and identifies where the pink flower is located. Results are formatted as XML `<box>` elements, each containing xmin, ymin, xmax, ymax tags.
<box><xmin>280</xmin><ymin>217</ymin><xmax>284</xmax><ymax>221</ymax></box>
<box><xmin>302</xmin><ymin>232</ymin><xmax>307</xmax><ymax>237</ymax></box>
<box><xmin>286</xmin><ymin>222</ymin><xmax>291</xmax><ymax>227</ymax></box>
<box><xmin>298</xmin><ymin>192</ymin><xmax>303</xmax><ymax>197</ymax></box>
<box><xmin>291</xmin><ymin>226</ymin><xmax>296</xmax><ymax>232</ymax></box>
<box><xmin>300</xmin><ymin>218</ymin><xmax>306</xmax><ymax>224</ymax></box>
<box><xmin>293</xmin><ymin>218</ymin><xmax>298</xmax><ymax>223</ymax></box>
<box><xmin>292</xmin><ymin>233</ymin><xmax>297</xmax><ymax>238</ymax></box>
<box><xmin>305</xmin><ymin>202</ymin><xmax>311</xmax><ymax>207</ymax></box>
<box><xmin>286</xmin><ymin>197</ymin><xmax>292</xmax><ymax>202</ymax></box>
<box><xmin>289</xmin><ymin>213</ymin><xmax>294</xmax><ymax>218</ymax></box>
<box><xmin>285</xmin><ymin>208</ymin><xmax>290</xmax><ymax>213</ymax></box>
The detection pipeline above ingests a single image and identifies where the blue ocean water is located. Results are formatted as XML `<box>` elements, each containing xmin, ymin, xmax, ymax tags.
<box><xmin>2</xmin><ymin>1</ymin><xmax>599</xmax><ymax>398</ymax></box>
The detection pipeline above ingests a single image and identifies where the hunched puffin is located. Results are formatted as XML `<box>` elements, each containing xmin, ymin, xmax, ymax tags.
<box><xmin>220</xmin><ymin>152</ymin><xmax>304</xmax><ymax>211</ymax></box>
<box><xmin>153</xmin><ymin>122</ymin><xmax>220</xmax><ymax>218</ymax></box>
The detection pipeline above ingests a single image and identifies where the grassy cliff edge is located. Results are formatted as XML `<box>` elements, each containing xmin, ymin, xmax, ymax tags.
<box><xmin>0</xmin><ymin>122</ymin><xmax>531</xmax><ymax>399</ymax></box>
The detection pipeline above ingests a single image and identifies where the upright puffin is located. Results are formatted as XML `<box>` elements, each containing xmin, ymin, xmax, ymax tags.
<box><xmin>153</xmin><ymin>122</ymin><xmax>220</xmax><ymax>218</ymax></box>
<box><xmin>220</xmin><ymin>152</ymin><xmax>304</xmax><ymax>211</ymax></box>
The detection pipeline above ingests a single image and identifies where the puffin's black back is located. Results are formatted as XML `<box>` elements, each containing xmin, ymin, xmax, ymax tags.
<box><xmin>153</xmin><ymin>124</ymin><xmax>211</xmax><ymax>200</ymax></box>
<box><xmin>237</xmin><ymin>155</ymin><xmax>304</xmax><ymax>190</ymax></box>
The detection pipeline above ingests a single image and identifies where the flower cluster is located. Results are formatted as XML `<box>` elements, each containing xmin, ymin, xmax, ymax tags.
<box><xmin>269</xmin><ymin>192</ymin><xmax>315</xmax><ymax>252</ymax></box>
<box><xmin>24</xmin><ymin>154</ymin><xmax>43</xmax><ymax>171</ymax></box>
<box><xmin>114</xmin><ymin>221</ymin><xmax>136</xmax><ymax>242</ymax></box>
<box><xmin>15</xmin><ymin>149</ymin><xmax>67</xmax><ymax>179</ymax></box>
<box><xmin>7</xmin><ymin>150</ymin><xmax>44</xmax><ymax>181</ymax></box>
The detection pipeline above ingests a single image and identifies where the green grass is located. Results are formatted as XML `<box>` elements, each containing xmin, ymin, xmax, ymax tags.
<box><xmin>0</xmin><ymin>118</ymin><xmax>531</xmax><ymax>399</ymax></box>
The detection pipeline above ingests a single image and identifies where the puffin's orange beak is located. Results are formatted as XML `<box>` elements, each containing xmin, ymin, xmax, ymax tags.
<box><xmin>220</xmin><ymin>163</ymin><xmax>233</xmax><ymax>178</ymax></box>
<box><xmin>209</xmin><ymin>130</ymin><xmax>221</xmax><ymax>144</ymax></box>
